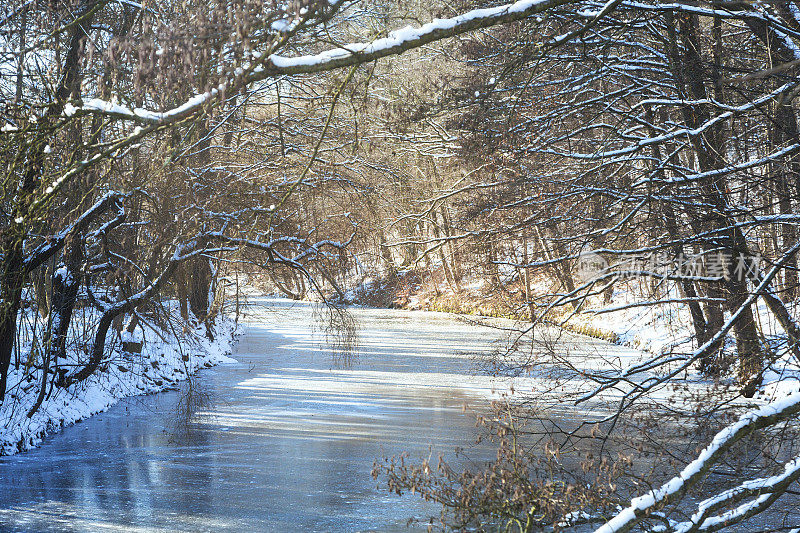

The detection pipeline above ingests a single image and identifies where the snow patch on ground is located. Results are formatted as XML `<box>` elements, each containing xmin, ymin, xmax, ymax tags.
<box><xmin>571</xmin><ymin>284</ymin><xmax>800</xmax><ymax>397</ymax></box>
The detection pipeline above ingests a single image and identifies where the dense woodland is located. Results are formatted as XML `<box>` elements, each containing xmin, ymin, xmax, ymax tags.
<box><xmin>3</xmin><ymin>0</ymin><xmax>800</xmax><ymax>530</ymax></box>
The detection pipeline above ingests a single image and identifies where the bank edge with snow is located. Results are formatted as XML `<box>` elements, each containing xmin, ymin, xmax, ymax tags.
<box><xmin>0</xmin><ymin>319</ymin><xmax>239</xmax><ymax>456</ymax></box>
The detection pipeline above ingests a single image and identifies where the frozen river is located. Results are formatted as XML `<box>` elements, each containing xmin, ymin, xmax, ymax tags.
<box><xmin>0</xmin><ymin>298</ymin><xmax>540</xmax><ymax>532</ymax></box>
<box><xmin>2</xmin><ymin>298</ymin><xmax>796</xmax><ymax>532</ymax></box>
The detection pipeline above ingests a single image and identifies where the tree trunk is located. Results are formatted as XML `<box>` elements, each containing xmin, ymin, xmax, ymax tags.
<box><xmin>189</xmin><ymin>257</ymin><xmax>213</xmax><ymax>321</ymax></box>
<box><xmin>27</xmin><ymin>240</ymin><xmax>82</xmax><ymax>417</ymax></box>
<box><xmin>666</xmin><ymin>11</ymin><xmax>764</xmax><ymax>388</ymax></box>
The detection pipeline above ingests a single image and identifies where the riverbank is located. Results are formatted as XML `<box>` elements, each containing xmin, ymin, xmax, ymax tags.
<box><xmin>337</xmin><ymin>271</ymin><xmax>800</xmax><ymax>398</ymax></box>
<box><xmin>338</xmin><ymin>271</ymin><xmax>669</xmax><ymax>351</ymax></box>
<box><xmin>0</xmin><ymin>317</ymin><xmax>238</xmax><ymax>456</ymax></box>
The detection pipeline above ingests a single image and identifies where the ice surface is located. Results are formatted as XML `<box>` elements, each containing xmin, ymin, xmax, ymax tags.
<box><xmin>0</xmin><ymin>297</ymin><xmax>619</xmax><ymax>532</ymax></box>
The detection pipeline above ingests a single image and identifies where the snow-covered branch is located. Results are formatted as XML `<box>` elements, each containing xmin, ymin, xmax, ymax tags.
<box><xmin>671</xmin><ymin>455</ymin><xmax>800</xmax><ymax>532</ymax></box>
<box><xmin>71</xmin><ymin>0</ymin><xmax>582</xmax><ymax>125</ymax></box>
<box><xmin>24</xmin><ymin>191</ymin><xmax>126</xmax><ymax>272</ymax></box>
<box><xmin>595</xmin><ymin>393</ymin><xmax>800</xmax><ymax>533</ymax></box>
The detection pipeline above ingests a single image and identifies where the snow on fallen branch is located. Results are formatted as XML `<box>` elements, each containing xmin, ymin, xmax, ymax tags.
<box><xmin>594</xmin><ymin>392</ymin><xmax>800</xmax><ymax>533</ymax></box>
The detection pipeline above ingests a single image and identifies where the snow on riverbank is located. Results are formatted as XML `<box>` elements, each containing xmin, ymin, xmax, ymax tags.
<box><xmin>0</xmin><ymin>317</ymin><xmax>239</xmax><ymax>456</ymax></box>
<box><xmin>338</xmin><ymin>271</ymin><xmax>800</xmax><ymax>399</ymax></box>
<box><xmin>573</xmin><ymin>287</ymin><xmax>800</xmax><ymax>396</ymax></box>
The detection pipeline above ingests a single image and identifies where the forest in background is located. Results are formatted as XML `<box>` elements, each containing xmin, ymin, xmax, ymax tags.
<box><xmin>3</xmin><ymin>0</ymin><xmax>800</xmax><ymax>530</ymax></box>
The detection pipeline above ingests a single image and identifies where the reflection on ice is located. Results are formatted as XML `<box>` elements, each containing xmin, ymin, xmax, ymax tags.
<box><xmin>0</xmin><ymin>500</ymin><xmax>244</xmax><ymax>532</ymax></box>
